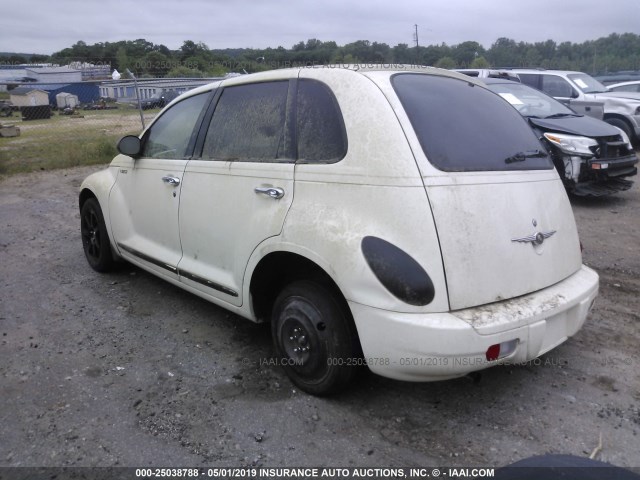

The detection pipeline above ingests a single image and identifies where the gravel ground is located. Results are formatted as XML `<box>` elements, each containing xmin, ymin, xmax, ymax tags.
<box><xmin>0</xmin><ymin>165</ymin><xmax>638</xmax><ymax>469</ymax></box>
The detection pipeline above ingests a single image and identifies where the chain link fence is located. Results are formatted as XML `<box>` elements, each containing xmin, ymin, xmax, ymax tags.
<box><xmin>0</xmin><ymin>75</ymin><xmax>222</xmax><ymax>175</ymax></box>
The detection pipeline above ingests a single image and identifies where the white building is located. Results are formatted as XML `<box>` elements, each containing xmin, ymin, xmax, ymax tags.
<box><xmin>9</xmin><ymin>87</ymin><xmax>49</xmax><ymax>107</ymax></box>
<box><xmin>99</xmin><ymin>77</ymin><xmax>226</xmax><ymax>102</ymax></box>
<box><xmin>25</xmin><ymin>66</ymin><xmax>82</xmax><ymax>83</ymax></box>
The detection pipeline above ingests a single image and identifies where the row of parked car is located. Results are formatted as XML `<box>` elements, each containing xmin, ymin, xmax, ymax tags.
<box><xmin>455</xmin><ymin>68</ymin><xmax>639</xmax><ymax>196</ymax></box>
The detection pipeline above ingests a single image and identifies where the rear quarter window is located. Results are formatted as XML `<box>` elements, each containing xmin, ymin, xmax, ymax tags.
<box><xmin>296</xmin><ymin>79</ymin><xmax>347</xmax><ymax>164</ymax></box>
<box><xmin>392</xmin><ymin>74</ymin><xmax>553</xmax><ymax>172</ymax></box>
<box><xmin>611</xmin><ymin>84</ymin><xmax>640</xmax><ymax>93</ymax></box>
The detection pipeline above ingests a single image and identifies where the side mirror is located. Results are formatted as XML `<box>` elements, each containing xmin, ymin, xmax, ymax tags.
<box><xmin>117</xmin><ymin>135</ymin><xmax>142</xmax><ymax>157</ymax></box>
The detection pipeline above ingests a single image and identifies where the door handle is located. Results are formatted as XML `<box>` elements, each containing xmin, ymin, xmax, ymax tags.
<box><xmin>162</xmin><ymin>176</ymin><xmax>181</xmax><ymax>186</ymax></box>
<box><xmin>254</xmin><ymin>186</ymin><xmax>285</xmax><ymax>199</ymax></box>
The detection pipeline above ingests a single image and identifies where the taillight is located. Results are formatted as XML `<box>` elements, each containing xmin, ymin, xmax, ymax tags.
<box><xmin>485</xmin><ymin>339</ymin><xmax>518</xmax><ymax>361</ymax></box>
<box><xmin>361</xmin><ymin>236</ymin><xmax>435</xmax><ymax>306</ymax></box>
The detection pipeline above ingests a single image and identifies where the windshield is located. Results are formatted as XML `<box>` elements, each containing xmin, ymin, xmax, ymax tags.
<box><xmin>392</xmin><ymin>74</ymin><xmax>552</xmax><ymax>172</ymax></box>
<box><xmin>567</xmin><ymin>73</ymin><xmax>608</xmax><ymax>94</ymax></box>
<box><xmin>486</xmin><ymin>82</ymin><xmax>576</xmax><ymax>118</ymax></box>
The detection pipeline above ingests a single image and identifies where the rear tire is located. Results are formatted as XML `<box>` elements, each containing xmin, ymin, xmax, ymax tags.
<box><xmin>271</xmin><ymin>280</ymin><xmax>359</xmax><ymax>395</ymax></box>
<box><xmin>80</xmin><ymin>197</ymin><xmax>114</xmax><ymax>272</ymax></box>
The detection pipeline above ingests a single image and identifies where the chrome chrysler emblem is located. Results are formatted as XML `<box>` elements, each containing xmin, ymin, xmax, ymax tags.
<box><xmin>512</xmin><ymin>230</ymin><xmax>557</xmax><ymax>246</ymax></box>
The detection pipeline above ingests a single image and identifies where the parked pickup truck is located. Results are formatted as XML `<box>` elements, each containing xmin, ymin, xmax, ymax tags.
<box><xmin>509</xmin><ymin>69</ymin><xmax>640</xmax><ymax>145</ymax></box>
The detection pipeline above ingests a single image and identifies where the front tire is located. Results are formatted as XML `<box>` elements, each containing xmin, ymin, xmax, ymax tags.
<box><xmin>271</xmin><ymin>280</ymin><xmax>360</xmax><ymax>395</ymax></box>
<box><xmin>80</xmin><ymin>197</ymin><xmax>114</xmax><ymax>272</ymax></box>
<box><xmin>605</xmin><ymin>117</ymin><xmax>636</xmax><ymax>145</ymax></box>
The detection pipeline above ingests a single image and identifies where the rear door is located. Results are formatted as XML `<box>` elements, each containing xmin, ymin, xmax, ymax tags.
<box><xmin>177</xmin><ymin>80</ymin><xmax>295</xmax><ymax>306</ymax></box>
<box><xmin>392</xmin><ymin>73</ymin><xmax>583</xmax><ymax>310</ymax></box>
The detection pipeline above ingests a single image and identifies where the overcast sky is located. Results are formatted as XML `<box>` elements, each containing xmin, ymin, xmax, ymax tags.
<box><xmin>2</xmin><ymin>0</ymin><xmax>639</xmax><ymax>55</ymax></box>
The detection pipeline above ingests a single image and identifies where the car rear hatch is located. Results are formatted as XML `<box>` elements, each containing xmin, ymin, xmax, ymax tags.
<box><xmin>425</xmin><ymin>177</ymin><xmax>582</xmax><ymax>310</ymax></box>
<box><xmin>391</xmin><ymin>72</ymin><xmax>583</xmax><ymax>311</ymax></box>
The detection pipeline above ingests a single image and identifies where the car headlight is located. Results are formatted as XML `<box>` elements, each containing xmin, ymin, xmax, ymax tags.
<box><xmin>543</xmin><ymin>133</ymin><xmax>598</xmax><ymax>157</ymax></box>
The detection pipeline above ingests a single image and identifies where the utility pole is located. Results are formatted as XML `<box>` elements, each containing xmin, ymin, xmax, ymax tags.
<box><xmin>126</xmin><ymin>69</ymin><xmax>145</xmax><ymax>131</ymax></box>
<box><xmin>414</xmin><ymin>24</ymin><xmax>419</xmax><ymax>65</ymax></box>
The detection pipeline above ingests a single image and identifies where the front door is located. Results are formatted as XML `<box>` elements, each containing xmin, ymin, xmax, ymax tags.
<box><xmin>109</xmin><ymin>92</ymin><xmax>211</xmax><ymax>279</ymax></box>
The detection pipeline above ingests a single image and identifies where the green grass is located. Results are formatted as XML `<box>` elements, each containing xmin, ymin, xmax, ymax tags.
<box><xmin>0</xmin><ymin>135</ymin><xmax>118</xmax><ymax>175</ymax></box>
<box><xmin>0</xmin><ymin>107</ymin><xmax>148</xmax><ymax>175</ymax></box>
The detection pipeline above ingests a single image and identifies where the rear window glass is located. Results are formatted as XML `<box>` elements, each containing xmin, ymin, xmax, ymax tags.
<box><xmin>297</xmin><ymin>79</ymin><xmax>347</xmax><ymax>163</ymax></box>
<box><xmin>393</xmin><ymin>74</ymin><xmax>553</xmax><ymax>172</ymax></box>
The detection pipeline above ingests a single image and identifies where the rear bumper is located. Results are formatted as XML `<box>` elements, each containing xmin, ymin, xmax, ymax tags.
<box><xmin>350</xmin><ymin>265</ymin><xmax>599</xmax><ymax>381</ymax></box>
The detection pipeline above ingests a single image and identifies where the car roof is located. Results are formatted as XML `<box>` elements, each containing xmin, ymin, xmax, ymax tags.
<box><xmin>482</xmin><ymin>78</ymin><xmax>520</xmax><ymax>84</ymax></box>
<box><xmin>178</xmin><ymin>65</ymin><xmax>483</xmax><ymax>97</ymax></box>
<box><xmin>502</xmin><ymin>69</ymin><xmax>585</xmax><ymax>75</ymax></box>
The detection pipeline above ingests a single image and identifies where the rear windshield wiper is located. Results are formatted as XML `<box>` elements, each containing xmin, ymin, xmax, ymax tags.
<box><xmin>545</xmin><ymin>113</ymin><xmax>582</xmax><ymax>119</ymax></box>
<box><xmin>504</xmin><ymin>149</ymin><xmax>547</xmax><ymax>164</ymax></box>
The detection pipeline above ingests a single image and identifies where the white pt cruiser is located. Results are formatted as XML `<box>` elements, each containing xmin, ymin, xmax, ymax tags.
<box><xmin>80</xmin><ymin>66</ymin><xmax>599</xmax><ymax>395</ymax></box>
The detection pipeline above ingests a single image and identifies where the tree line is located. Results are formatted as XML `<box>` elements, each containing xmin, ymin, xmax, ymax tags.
<box><xmin>2</xmin><ymin>33</ymin><xmax>639</xmax><ymax>78</ymax></box>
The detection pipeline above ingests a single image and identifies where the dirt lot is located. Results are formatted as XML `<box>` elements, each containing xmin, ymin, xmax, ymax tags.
<box><xmin>0</xmin><ymin>165</ymin><xmax>638</xmax><ymax>469</ymax></box>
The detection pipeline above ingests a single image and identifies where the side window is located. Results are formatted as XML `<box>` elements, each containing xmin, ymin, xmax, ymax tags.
<box><xmin>202</xmin><ymin>81</ymin><xmax>290</xmax><ymax>163</ymax></box>
<box><xmin>612</xmin><ymin>84</ymin><xmax>640</xmax><ymax>93</ymax></box>
<box><xmin>297</xmin><ymin>79</ymin><xmax>347</xmax><ymax>164</ymax></box>
<box><xmin>518</xmin><ymin>74</ymin><xmax>541</xmax><ymax>90</ymax></box>
<box><xmin>541</xmin><ymin>75</ymin><xmax>575</xmax><ymax>98</ymax></box>
<box><xmin>141</xmin><ymin>93</ymin><xmax>210</xmax><ymax>159</ymax></box>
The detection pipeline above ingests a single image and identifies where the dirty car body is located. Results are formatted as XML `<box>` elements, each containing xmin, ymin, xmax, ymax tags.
<box><xmin>79</xmin><ymin>66</ymin><xmax>599</xmax><ymax>395</ymax></box>
<box><xmin>484</xmin><ymin>78</ymin><xmax>638</xmax><ymax>196</ymax></box>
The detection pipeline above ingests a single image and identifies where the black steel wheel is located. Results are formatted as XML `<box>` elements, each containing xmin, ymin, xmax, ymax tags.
<box><xmin>271</xmin><ymin>280</ymin><xmax>360</xmax><ymax>395</ymax></box>
<box><xmin>80</xmin><ymin>197</ymin><xmax>114</xmax><ymax>272</ymax></box>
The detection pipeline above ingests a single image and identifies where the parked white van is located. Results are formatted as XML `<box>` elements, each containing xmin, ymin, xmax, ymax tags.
<box><xmin>79</xmin><ymin>66</ymin><xmax>599</xmax><ymax>395</ymax></box>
